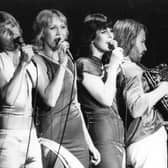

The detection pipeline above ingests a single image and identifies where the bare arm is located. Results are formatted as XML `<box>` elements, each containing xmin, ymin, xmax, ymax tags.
<box><xmin>1</xmin><ymin>62</ymin><xmax>27</xmax><ymax>105</ymax></box>
<box><xmin>43</xmin><ymin>63</ymin><xmax>67</xmax><ymax>107</ymax></box>
<box><xmin>36</xmin><ymin>42</ymin><xmax>69</xmax><ymax>107</ymax></box>
<box><xmin>82</xmin><ymin>67</ymin><xmax>118</xmax><ymax>106</ymax></box>
<box><xmin>82</xmin><ymin>47</ymin><xmax>123</xmax><ymax>107</ymax></box>
<box><xmin>74</xmin><ymin>95</ymin><xmax>101</xmax><ymax>165</ymax></box>
<box><xmin>35</xmin><ymin>57</ymin><xmax>67</xmax><ymax>107</ymax></box>
<box><xmin>1</xmin><ymin>46</ymin><xmax>34</xmax><ymax>106</ymax></box>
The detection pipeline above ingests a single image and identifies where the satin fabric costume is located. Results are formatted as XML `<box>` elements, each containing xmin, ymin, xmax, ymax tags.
<box><xmin>0</xmin><ymin>52</ymin><xmax>42</xmax><ymax>168</ymax></box>
<box><xmin>36</xmin><ymin>53</ymin><xmax>90</xmax><ymax>168</ymax></box>
<box><xmin>76</xmin><ymin>56</ymin><xmax>125</xmax><ymax>168</ymax></box>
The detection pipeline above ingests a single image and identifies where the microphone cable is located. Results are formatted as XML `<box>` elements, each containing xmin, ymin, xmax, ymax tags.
<box><xmin>36</xmin><ymin>48</ymin><xmax>75</xmax><ymax>167</ymax></box>
<box><xmin>23</xmin><ymin>54</ymin><xmax>39</xmax><ymax>168</ymax></box>
<box><xmin>53</xmin><ymin>51</ymin><xmax>76</xmax><ymax>166</ymax></box>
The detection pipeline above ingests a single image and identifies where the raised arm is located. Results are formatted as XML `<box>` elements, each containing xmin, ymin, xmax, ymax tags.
<box><xmin>80</xmin><ymin>47</ymin><xmax>123</xmax><ymax>107</ymax></box>
<box><xmin>0</xmin><ymin>45</ymin><xmax>34</xmax><ymax>106</ymax></box>
<box><xmin>35</xmin><ymin>51</ymin><xmax>68</xmax><ymax>107</ymax></box>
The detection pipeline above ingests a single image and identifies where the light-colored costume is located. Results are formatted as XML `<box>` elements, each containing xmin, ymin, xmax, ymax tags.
<box><xmin>0</xmin><ymin>52</ymin><xmax>42</xmax><ymax>168</ymax></box>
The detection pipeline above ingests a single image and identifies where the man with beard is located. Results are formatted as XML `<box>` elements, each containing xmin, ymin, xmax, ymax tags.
<box><xmin>0</xmin><ymin>11</ymin><xmax>42</xmax><ymax>168</ymax></box>
<box><xmin>113</xmin><ymin>19</ymin><xmax>168</xmax><ymax>168</ymax></box>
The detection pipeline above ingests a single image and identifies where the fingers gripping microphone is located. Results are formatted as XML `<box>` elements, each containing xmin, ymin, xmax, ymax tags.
<box><xmin>56</xmin><ymin>38</ymin><xmax>73</xmax><ymax>61</ymax></box>
<box><xmin>14</xmin><ymin>37</ymin><xmax>37</xmax><ymax>67</ymax></box>
<box><xmin>108</xmin><ymin>40</ymin><xmax>118</xmax><ymax>51</ymax></box>
<box><xmin>108</xmin><ymin>40</ymin><xmax>125</xmax><ymax>75</ymax></box>
<box><xmin>108</xmin><ymin>43</ymin><xmax>115</xmax><ymax>50</ymax></box>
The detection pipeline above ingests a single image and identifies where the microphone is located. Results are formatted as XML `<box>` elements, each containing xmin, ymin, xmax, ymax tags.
<box><xmin>57</xmin><ymin>39</ymin><xmax>73</xmax><ymax>61</ymax></box>
<box><xmin>108</xmin><ymin>43</ymin><xmax>115</xmax><ymax>51</ymax></box>
<box><xmin>108</xmin><ymin>39</ymin><xmax>118</xmax><ymax>51</ymax></box>
<box><xmin>108</xmin><ymin>41</ymin><xmax>125</xmax><ymax>75</ymax></box>
<box><xmin>14</xmin><ymin>36</ymin><xmax>37</xmax><ymax>67</ymax></box>
<box><xmin>14</xmin><ymin>36</ymin><xmax>25</xmax><ymax>47</ymax></box>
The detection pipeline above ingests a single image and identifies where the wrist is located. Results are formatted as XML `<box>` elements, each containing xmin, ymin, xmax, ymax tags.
<box><xmin>89</xmin><ymin>143</ymin><xmax>96</xmax><ymax>152</ymax></box>
<box><xmin>106</xmin><ymin>64</ymin><xmax>118</xmax><ymax>72</ymax></box>
<box><xmin>59</xmin><ymin>64</ymin><xmax>67</xmax><ymax>71</ymax></box>
<box><xmin>61</xmin><ymin>61</ymin><xmax>67</xmax><ymax>68</ymax></box>
<box><xmin>19</xmin><ymin>61</ymin><xmax>28</xmax><ymax>68</ymax></box>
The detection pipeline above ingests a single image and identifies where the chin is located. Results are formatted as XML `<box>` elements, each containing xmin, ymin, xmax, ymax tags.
<box><xmin>4</xmin><ymin>44</ymin><xmax>16</xmax><ymax>51</ymax></box>
<box><xmin>104</xmin><ymin>47</ymin><xmax>111</xmax><ymax>52</ymax></box>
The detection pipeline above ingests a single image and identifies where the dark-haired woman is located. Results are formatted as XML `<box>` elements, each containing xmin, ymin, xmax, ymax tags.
<box><xmin>76</xmin><ymin>13</ymin><xmax>125</xmax><ymax>168</ymax></box>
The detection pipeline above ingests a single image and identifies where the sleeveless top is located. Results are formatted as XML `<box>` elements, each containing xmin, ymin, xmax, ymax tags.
<box><xmin>36</xmin><ymin>54</ymin><xmax>79</xmax><ymax>135</ymax></box>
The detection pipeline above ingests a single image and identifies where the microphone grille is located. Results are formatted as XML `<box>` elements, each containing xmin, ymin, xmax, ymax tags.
<box><xmin>14</xmin><ymin>36</ymin><xmax>25</xmax><ymax>46</ymax></box>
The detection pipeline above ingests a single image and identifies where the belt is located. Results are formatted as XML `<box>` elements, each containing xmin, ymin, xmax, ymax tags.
<box><xmin>0</xmin><ymin>115</ymin><xmax>33</xmax><ymax>129</ymax></box>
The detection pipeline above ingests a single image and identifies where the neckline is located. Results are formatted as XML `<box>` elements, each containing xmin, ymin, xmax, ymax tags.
<box><xmin>90</xmin><ymin>55</ymin><xmax>102</xmax><ymax>63</ymax></box>
<box><xmin>37</xmin><ymin>50</ymin><xmax>60</xmax><ymax>65</ymax></box>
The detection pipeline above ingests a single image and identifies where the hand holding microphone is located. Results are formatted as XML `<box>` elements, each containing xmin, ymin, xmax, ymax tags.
<box><xmin>57</xmin><ymin>39</ymin><xmax>71</xmax><ymax>66</ymax></box>
<box><xmin>14</xmin><ymin>37</ymin><xmax>34</xmax><ymax>65</ymax></box>
<box><xmin>108</xmin><ymin>40</ymin><xmax>124</xmax><ymax>67</ymax></box>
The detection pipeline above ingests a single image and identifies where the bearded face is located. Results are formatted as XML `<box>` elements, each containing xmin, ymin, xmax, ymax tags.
<box><xmin>129</xmin><ymin>29</ymin><xmax>147</xmax><ymax>63</ymax></box>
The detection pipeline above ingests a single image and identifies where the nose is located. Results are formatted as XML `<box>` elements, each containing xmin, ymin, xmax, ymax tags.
<box><xmin>12</xmin><ymin>27</ymin><xmax>20</xmax><ymax>38</ymax></box>
<box><xmin>107</xmin><ymin>30</ymin><xmax>113</xmax><ymax>39</ymax></box>
<box><xmin>143</xmin><ymin>44</ymin><xmax>147</xmax><ymax>52</ymax></box>
<box><xmin>56</xmin><ymin>27</ymin><xmax>62</xmax><ymax>36</ymax></box>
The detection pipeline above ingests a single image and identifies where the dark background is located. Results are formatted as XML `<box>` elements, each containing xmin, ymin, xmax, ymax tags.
<box><xmin>1</xmin><ymin>0</ymin><xmax>168</xmax><ymax>67</ymax></box>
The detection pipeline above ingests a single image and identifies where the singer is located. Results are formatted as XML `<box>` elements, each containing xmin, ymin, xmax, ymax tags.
<box><xmin>76</xmin><ymin>13</ymin><xmax>125</xmax><ymax>168</ymax></box>
<box><xmin>113</xmin><ymin>19</ymin><xmax>168</xmax><ymax>168</ymax></box>
<box><xmin>32</xmin><ymin>9</ymin><xmax>100</xmax><ymax>168</ymax></box>
<box><xmin>0</xmin><ymin>11</ymin><xmax>43</xmax><ymax>168</ymax></box>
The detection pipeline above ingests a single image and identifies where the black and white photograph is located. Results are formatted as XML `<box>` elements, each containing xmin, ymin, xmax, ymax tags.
<box><xmin>0</xmin><ymin>0</ymin><xmax>167</xmax><ymax>168</ymax></box>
